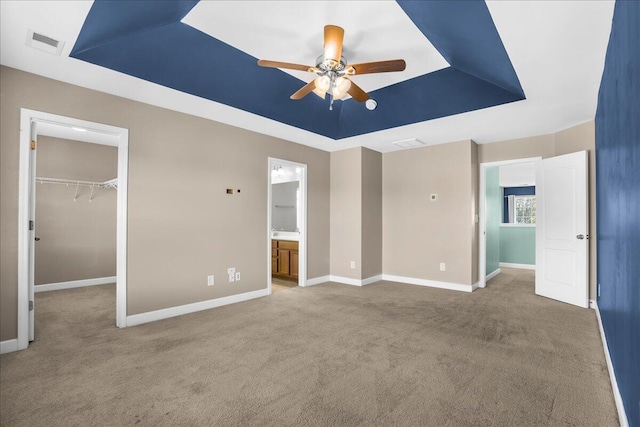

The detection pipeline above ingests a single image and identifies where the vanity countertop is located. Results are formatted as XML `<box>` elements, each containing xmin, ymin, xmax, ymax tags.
<box><xmin>271</xmin><ymin>232</ymin><xmax>299</xmax><ymax>241</ymax></box>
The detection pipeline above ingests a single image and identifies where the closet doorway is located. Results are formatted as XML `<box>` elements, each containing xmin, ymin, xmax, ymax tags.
<box><xmin>17</xmin><ymin>109</ymin><xmax>129</xmax><ymax>351</ymax></box>
<box><xmin>267</xmin><ymin>158</ymin><xmax>307</xmax><ymax>294</ymax></box>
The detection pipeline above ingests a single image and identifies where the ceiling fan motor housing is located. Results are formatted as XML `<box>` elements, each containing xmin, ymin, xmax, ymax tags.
<box><xmin>316</xmin><ymin>55</ymin><xmax>347</xmax><ymax>74</ymax></box>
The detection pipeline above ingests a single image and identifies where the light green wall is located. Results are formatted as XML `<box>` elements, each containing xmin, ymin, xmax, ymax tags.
<box><xmin>485</xmin><ymin>167</ymin><xmax>500</xmax><ymax>274</ymax></box>
<box><xmin>500</xmin><ymin>226</ymin><xmax>535</xmax><ymax>265</ymax></box>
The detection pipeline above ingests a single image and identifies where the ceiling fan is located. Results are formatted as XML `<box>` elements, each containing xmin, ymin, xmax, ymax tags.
<box><xmin>257</xmin><ymin>25</ymin><xmax>406</xmax><ymax>110</ymax></box>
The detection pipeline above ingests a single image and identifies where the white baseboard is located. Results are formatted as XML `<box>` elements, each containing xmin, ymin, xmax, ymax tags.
<box><xmin>0</xmin><ymin>339</ymin><xmax>18</xmax><ymax>354</ymax></box>
<box><xmin>485</xmin><ymin>268</ymin><xmax>501</xmax><ymax>282</ymax></box>
<box><xmin>35</xmin><ymin>276</ymin><xmax>116</xmax><ymax>293</ymax></box>
<box><xmin>126</xmin><ymin>288</ymin><xmax>269</xmax><ymax>327</ymax></box>
<box><xmin>471</xmin><ymin>282</ymin><xmax>480</xmax><ymax>291</ymax></box>
<box><xmin>330</xmin><ymin>275</ymin><xmax>362</xmax><ymax>286</ymax></box>
<box><xmin>361</xmin><ymin>274</ymin><xmax>383</xmax><ymax>286</ymax></box>
<box><xmin>499</xmin><ymin>262</ymin><xmax>535</xmax><ymax>270</ymax></box>
<box><xmin>381</xmin><ymin>274</ymin><xmax>476</xmax><ymax>293</ymax></box>
<box><xmin>592</xmin><ymin>300</ymin><xmax>629</xmax><ymax>427</ymax></box>
<box><xmin>305</xmin><ymin>275</ymin><xmax>330</xmax><ymax>286</ymax></box>
<box><xmin>329</xmin><ymin>274</ymin><xmax>382</xmax><ymax>287</ymax></box>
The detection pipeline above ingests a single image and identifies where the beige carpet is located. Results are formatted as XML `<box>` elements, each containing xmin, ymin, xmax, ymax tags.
<box><xmin>0</xmin><ymin>269</ymin><xmax>618</xmax><ymax>426</ymax></box>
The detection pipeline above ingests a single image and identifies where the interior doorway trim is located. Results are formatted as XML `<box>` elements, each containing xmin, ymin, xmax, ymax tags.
<box><xmin>17</xmin><ymin>109</ymin><xmax>129</xmax><ymax>351</ymax></box>
<box><xmin>267</xmin><ymin>157</ymin><xmax>307</xmax><ymax>295</ymax></box>
<box><xmin>478</xmin><ymin>157</ymin><xmax>541</xmax><ymax>289</ymax></box>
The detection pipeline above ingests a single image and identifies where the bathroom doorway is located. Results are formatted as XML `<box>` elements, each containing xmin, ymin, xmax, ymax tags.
<box><xmin>267</xmin><ymin>158</ymin><xmax>307</xmax><ymax>294</ymax></box>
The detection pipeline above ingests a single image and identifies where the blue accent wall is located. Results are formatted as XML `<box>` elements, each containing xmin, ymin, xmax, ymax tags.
<box><xmin>502</xmin><ymin>186</ymin><xmax>535</xmax><ymax>223</ymax></box>
<box><xmin>595</xmin><ymin>1</ymin><xmax>640</xmax><ymax>425</ymax></box>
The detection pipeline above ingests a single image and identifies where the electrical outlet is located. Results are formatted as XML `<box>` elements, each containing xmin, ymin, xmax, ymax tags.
<box><xmin>350</xmin><ymin>261</ymin><xmax>356</xmax><ymax>269</ymax></box>
<box><xmin>207</xmin><ymin>275</ymin><xmax>215</xmax><ymax>286</ymax></box>
<box><xmin>227</xmin><ymin>267</ymin><xmax>235</xmax><ymax>275</ymax></box>
<box><xmin>235</xmin><ymin>272</ymin><xmax>241</xmax><ymax>281</ymax></box>
<box><xmin>440</xmin><ymin>263</ymin><xmax>446</xmax><ymax>271</ymax></box>
<box><xmin>229</xmin><ymin>274</ymin><xmax>235</xmax><ymax>283</ymax></box>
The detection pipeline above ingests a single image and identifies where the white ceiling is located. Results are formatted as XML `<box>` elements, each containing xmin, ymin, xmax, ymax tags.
<box><xmin>0</xmin><ymin>1</ymin><xmax>615</xmax><ymax>153</ymax></box>
<box><xmin>183</xmin><ymin>1</ymin><xmax>449</xmax><ymax>95</ymax></box>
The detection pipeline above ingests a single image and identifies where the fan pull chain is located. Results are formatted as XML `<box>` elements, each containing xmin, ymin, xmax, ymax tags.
<box><xmin>329</xmin><ymin>74</ymin><xmax>335</xmax><ymax>111</ymax></box>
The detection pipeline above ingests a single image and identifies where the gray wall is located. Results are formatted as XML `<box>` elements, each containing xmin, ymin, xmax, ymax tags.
<box><xmin>329</xmin><ymin>147</ymin><xmax>382</xmax><ymax>281</ymax></box>
<box><xmin>383</xmin><ymin>140</ymin><xmax>478</xmax><ymax>285</ymax></box>
<box><xmin>361</xmin><ymin>148</ymin><xmax>382</xmax><ymax>279</ymax></box>
<box><xmin>0</xmin><ymin>66</ymin><xmax>330</xmax><ymax>341</ymax></box>
<box><xmin>35</xmin><ymin>136</ymin><xmax>117</xmax><ymax>285</ymax></box>
<box><xmin>330</xmin><ymin>148</ymin><xmax>362</xmax><ymax>279</ymax></box>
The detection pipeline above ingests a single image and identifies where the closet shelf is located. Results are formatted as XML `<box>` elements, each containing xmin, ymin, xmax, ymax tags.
<box><xmin>36</xmin><ymin>176</ymin><xmax>118</xmax><ymax>190</ymax></box>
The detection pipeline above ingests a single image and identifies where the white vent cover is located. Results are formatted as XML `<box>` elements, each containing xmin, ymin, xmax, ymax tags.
<box><xmin>391</xmin><ymin>138</ymin><xmax>426</xmax><ymax>149</ymax></box>
<box><xmin>26</xmin><ymin>30</ymin><xmax>65</xmax><ymax>56</ymax></box>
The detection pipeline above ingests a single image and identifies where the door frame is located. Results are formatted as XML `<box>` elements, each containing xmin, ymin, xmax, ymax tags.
<box><xmin>17</xmin><ymin>109</ymin><xmax>129</xmax><ymax>351</ymax></box>
<box><xmin>478</xmin><ymin>157</ymin><xmax>541</xmax><ymax>288</ymax></box>
<box><xmin>267</xmin><ymin>157</ymin><xmax>307</xmax><ymax>294</ymax></box>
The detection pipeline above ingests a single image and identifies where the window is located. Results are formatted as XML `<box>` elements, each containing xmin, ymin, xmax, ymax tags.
<box><xmin>514</xmin><ymin>195</ymin><xmax>536</xmax><ymax>224</ymax></box>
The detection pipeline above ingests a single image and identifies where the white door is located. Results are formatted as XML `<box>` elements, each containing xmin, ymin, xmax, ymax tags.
<box><xmin>535</xmin><ymin>151</ymin><xmax>589</xmax><ymax>308</ymax></box>
<box><xmin>28</xmin><ymin>121</ymin><xmax>37</xmax><ymax>340</ymax></box>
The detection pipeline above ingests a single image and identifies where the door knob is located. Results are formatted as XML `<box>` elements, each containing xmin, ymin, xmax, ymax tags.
<box><xmin>576</xmin><ymin>234</ymin><xmax>584</xmax><ymax>240</ymax></box>
<box><xmin>34</xmin><ymin>236</ymin><xmax>40</xmax><ymax>241</ymax></box>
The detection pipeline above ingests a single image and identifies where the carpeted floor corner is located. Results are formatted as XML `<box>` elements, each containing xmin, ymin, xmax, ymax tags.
<box><xmin>0</xmin><ymin>268</ymin><xmax>618</xmax><ymax>426</ymax></box>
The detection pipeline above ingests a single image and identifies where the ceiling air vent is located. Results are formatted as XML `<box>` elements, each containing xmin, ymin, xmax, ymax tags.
<box><xmin>26</xmin><ymin>30</ymin><xmax>65</xmax><ymax>56</ymax></box>
<box><xmin>392</xmin><ymin>138</ymin><xmax>426</xmax><ymax>149</ymax></box>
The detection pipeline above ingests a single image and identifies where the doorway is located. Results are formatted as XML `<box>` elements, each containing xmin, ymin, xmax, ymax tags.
<box><xmin>479</xmin><ymin>152</ymin><xmax>589</xmax><ymax>308</ymax></box>
<box><xmin>17</xmin><ymin>109</ymin><xmax>129</xmax><ymax>351</ymax></box>
<box><xmin>267</xmin><ymin>158</ymin><xmax>307</xmax><ymax>295</ymax></box>
<box><xmin>479</xmin><ymin>157</ymin><xmax>541</xmax><ymax>289</ymax></box>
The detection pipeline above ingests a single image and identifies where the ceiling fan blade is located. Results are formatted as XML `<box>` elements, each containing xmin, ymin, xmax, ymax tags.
<box><xmin>257</xmin><ymin>60</ymin><xmax>314</xmax><ymax>72</ymax></box>
<box><xmin>324</xmin><ymin>25</ymin><xmax>344</xmax><ymax>64</ymax></box>
<box><xmin>346</xmin><ymin>59</ymin><xmax>406</xmax><ymax>75</ymax></box>
<box><xmin>346</xmin><ymin>79</ymin><xmax>370</xmax><ymax>102</ymax></box>
<box><xmin>290</xmin><ymin>80</ymin><xmax>317</xmax><ymax>100</ymax></box>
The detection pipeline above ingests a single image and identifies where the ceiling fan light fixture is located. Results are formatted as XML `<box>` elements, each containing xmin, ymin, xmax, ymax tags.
<box><xmin>332</xmin><ymin>77</ymin><xmax>351</xmax><ymax>99</ymax></box>
<box><xmin>312</xmin><ymin>88</ymin><xmax>327</xmax><ymax>99</ymax></box>
<box><xmin>312</xmin><ymin>75</ymin><xmax>330</xmax><ymax>98</ymax></box>
<box><xmin>315</xmin><ymin>75</ymin><xmax>331</xmax><ymax>91</ymax></box>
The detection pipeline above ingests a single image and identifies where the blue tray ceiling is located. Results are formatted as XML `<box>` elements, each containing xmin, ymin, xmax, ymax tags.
<box><xmin>71</xmin><ymin>0</ymin><xmax>525</xmax><ymax>140</ymax></box>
